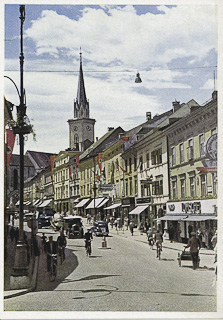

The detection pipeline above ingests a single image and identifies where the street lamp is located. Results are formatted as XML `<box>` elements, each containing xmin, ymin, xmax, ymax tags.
<box><xmin>8</xmin><ymin>5</ymin><xmax>33</xmax><ymax>288</ymax></box>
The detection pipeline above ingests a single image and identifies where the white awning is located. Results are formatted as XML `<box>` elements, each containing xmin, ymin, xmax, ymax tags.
<box><xmin>159</xmin><ymin>215</ymin><xmax>187</xmax><ymax>221</ymax></box>
<box><xmin>97</xmin><ymin>198</ymin><xmax>109</xmax><ymax>208</ymax></box>
<box><xmin>15</xmin><ymin>201</ymin><xmax>20</xmax><ymax>206</ymax></box>
<box><xmin>38</xmin><ymin>199</ymin><xmax>52</xmax><ymax>207</ymax></box>
<box><xmin>85</xmin><ymin>198</ymin><xmax>104</xmax><ymax>210</ymax></box>
<box><xmin>24</xmin><ymin>201</ymin><xmax>31</xmax><ymax>206</ymax></box>
<box><xmin>75</xmin><ymin>198</ymin><xmax>90</xmax><ymax>208</ymax></box>
<box><xmin>129</xmin><ymin>205</ymin><xmax>148</xmax><ymax>215</ymax></box>
<box><xmin>104</xmin><ymin>203</ymin><xmax>121</xmax><ymax>210</ymax></box>
<box><xmin>182</xmin><ymin>215</ymin><xmax>217</xmax><ymax>222</ymax></box>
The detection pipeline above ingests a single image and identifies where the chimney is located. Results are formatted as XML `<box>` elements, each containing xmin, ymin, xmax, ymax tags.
<box><xmin>212</xmin><ymin>90</ymin><xmax>217</xmax><ymax>100</ymax></box>
<box><xmin>108</xmin><ymin>127</ymin><xmax>114</xmax><ymax>132</ymax></box>
<box><xmin>172</xmin><ymin>100</ymin><xmax>181</xmax><ymax>112</ymax></box>
<box><xmin>146</xmin><ymin>112</ymin><xmax>152</xmax><ymax>120</ymax></box>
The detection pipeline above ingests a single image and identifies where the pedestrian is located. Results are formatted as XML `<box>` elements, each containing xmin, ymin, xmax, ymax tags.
<box><xmin>168</xmin><ymin>225</ymin><xmax>174</xmax><ymax>243</ymax></box>
<box><xmin>154</xmin><ymin>229</ymin><xmax>163</xmax><ymax>258</ymax></box>
<box><xmin>15</xmin><ymin>227</ymin><xmax>19</xmax><ymax>243</ymax></box>
<box><xmin>57</xmin><ymin>229</ymin><xmax>67</xmax><ymax>261</ymax></box>
<box><xmin>45</xmin><ymin>236</ymin><xmax>58</xmax><ymax>272</ymax></box>
<box><xmin>41</xmin><ymin>233</ymin><xmax>47</xmax><ymax>253</ymax></box>
<box><xmin>185</xmin><ymin>231</ymin><xmax>201</xmax><ymax>270</ymax></box>
<box><xmin>205</xmin><ymin>229</ymin><xmax>210</xmax><ymax>249</ymax></box>
<box><xmin>10</xmin><ymin>226</ymin><xmax>15</xmax><ymax>242</ymax></box>
<box><xmin>196</xmin><ymin>228</ymin><xmax>203</xmax><ymax>247</ymax></box>
<box><xmin>114</xmin><ymin>219</ymin><xmax>117</xmax><ymax>230</ymax></box>
<box><xmin>129</xmin><ymin>222</ymin><xmax>134</xmax><ymax>236</ymax></box>
<box><xmin>211</xmin><ymin>230</ymin><xmax>217</xmax><ymax>249</ymax></box>
<box><xmin>188</xmin><ymin>224</ymin><xmax>193</xmax><ymax>239</ymax></box>
<box><xmin>147</xmin><ymin>227</ymin><xmax>153</xmax><ymax>247</ymax></box>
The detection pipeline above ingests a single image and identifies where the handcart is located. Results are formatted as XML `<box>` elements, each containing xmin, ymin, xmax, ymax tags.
<box><xmin>177</xmin><ymin>248</ymin><xmax>200</xmax><ymax>267</ymax></box>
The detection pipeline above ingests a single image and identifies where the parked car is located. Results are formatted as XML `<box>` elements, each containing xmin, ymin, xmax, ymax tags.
<box><xmin>38</xmin><ymin>215</ymin><xmax>52</xmax><ymax>228</ymax></box>
<box><xmin>92</xmin><ymin>221</ymin><xmax>109</xmax><ymax>236</ymax></box>
<box><xmin>63</xmin><ymin>216</ymin><xmax>84</xmax><ymax>239</ymax></box>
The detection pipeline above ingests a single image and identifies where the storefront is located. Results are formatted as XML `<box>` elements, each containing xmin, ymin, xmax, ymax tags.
<box><xmin>163</xmin><ymin>199</ymin><xmax>217</xmax><ymax>243</ymax></box>
<box><xmin>74</xmin><ymin>198</ymin><xmax>90</xmax><ymax>216</ymax></box>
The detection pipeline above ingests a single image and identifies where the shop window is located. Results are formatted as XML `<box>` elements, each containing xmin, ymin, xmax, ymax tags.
<box><xmin>199</xmin><ymin>134</ymin><xmax>205</xmax><ymax>157</ymax></box>
<box><xmin>179</xmin><ymin>143</ymin><xmax>184</xmax><ymax>163</ymax></box>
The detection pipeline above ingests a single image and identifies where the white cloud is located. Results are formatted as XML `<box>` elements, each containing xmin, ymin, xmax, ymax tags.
<box><xmin>200</xmin><ymin>78</ymin><xmax>217</xmax><ymax>90</ymax></box>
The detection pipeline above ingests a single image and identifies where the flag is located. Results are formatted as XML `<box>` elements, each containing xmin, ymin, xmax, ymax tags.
<box><xmin>118</xmin><ymin>164</ymin><xmax>131</xmax><ymax>176</ymax></box>
<box><xmin>6</xmin><ymin>129</ymin><xmax>15</xmax><ymax>169</ymax></box>
<box><xmin>97</xmin><ymin>153</ymin><xmax>103</xmax><ymax>172</ymax></box>
<box><xmin>92</xmin><ymin>169</ymin><xmax>101</xmax><ymax>181</ymax></box>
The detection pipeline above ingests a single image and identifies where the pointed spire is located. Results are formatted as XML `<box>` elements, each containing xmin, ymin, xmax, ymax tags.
<box><xmin>76</xmin><ymin>48</ymin><xmax>87</xmax><ymax>105</ymax></box>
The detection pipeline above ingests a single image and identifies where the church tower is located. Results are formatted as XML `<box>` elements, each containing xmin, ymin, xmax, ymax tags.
<box><xmin>68</xmin><ymin>51</ymin><xmax>96</xmax><ymax>152</ymax></box>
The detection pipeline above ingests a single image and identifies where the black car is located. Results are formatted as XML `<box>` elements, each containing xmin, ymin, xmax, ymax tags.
<box><xmin>38</xmin><ymin>215</ymin><xmax>52</xmax><ymax>228</ymax></box>
<box><xmin>92</xmin><ymin>221</ymin><xmax>109</xmax><ymax>236</ymax></box>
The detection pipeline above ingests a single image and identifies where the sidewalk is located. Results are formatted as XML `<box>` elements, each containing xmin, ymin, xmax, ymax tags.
<box><xmin>4</xmin><ymin>229</ymin><xmax>39</xmax><ymax>299</ymax></box>
<box><xmin>108</xmin><ymin>225</ymin><xmax>215</xmax><ymax>256</ymax></box>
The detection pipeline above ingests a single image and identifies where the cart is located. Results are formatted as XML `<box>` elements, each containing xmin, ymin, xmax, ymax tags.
<box><xmin>177</xmin><ymin>248</ymin><xmax>200</xmax><ymax>267</ymax></box>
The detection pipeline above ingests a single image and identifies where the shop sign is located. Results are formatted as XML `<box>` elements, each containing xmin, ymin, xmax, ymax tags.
<box><xmin>121</xmin><ymin>197</ymin><xmax>135</xmax><ymax>205</ymax></box>
<box><xmin>182</xmin><ymin>202</ymin><xmax>201</xmax><ymax>214</ymax></box>
<box><xmin>136</xmin><ymin>197</ymin><xmax>152</xmax><ymax>204</ymax></box>
<box><xmin>98</xmin><ymin>184</ymin><xmax>114</xmax><ymax>191</ymax></box>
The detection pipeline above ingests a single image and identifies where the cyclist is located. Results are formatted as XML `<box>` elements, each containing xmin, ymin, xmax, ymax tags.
<box><xmin>154</xmin><ymin>229</ymin><xmax>163</xmax><ymax>258</ymax></box>
<box><xmin>146</xmin><ymin>227</ymin><xmax>154</xmax><ymax>248</ymax></box>
<box><xmin>46</xmin><ymin>236</ymin><xmax>58</xmax><ymax>272</ymax></box>
<box><xmin>57</xmin><ymin>229</ymin><xmax>67</xmax><ymax>263</ymax></box>
<box><xmin>84</xmin><ymin>228</ymin><xmax>93</xmax><ymax>255</ymax></box>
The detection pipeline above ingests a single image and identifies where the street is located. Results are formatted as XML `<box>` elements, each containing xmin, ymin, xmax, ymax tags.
<box><xmin>4</xmin><ymin>222</ymin><xmax>217</xmax><ymax>312</ymax></box>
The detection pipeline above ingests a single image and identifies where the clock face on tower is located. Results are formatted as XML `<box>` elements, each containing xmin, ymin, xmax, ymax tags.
<box><xmin>86</xmin><ymin>126</ymin><xmax>91</xmax><ymax>131</ymax></box>
<box><xmin>74</xmin><ymin>126</ymin><xmax>78</xmax><ymax>131</ymax></box>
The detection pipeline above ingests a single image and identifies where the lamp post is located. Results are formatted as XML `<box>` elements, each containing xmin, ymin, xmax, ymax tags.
<box><xmin>9</xmin><ymin>5</ymin><xmax>32</xmax><ymax>288</ymax></box>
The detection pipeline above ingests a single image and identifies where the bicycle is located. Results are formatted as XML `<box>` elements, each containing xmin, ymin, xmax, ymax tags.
<box><xmin>85</xmin><ymin>240</ymin><xmax>91</xmax><ymax>256</ymax></box>
<box><xmin>48</xmin><ymin>253</ymin><xmax>57</xmax><ymax>282</ymax></box>
<box><xmin>156</xmin><ymin>242</ymin><xmax>162</xmax><ymax>260</ymax></box>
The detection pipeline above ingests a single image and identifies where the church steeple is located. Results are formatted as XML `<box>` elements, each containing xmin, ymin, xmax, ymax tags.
<box><xmin>74</xmin><ymin>49</ymin><xmax>89</xmax><ymax>118</ymax></box>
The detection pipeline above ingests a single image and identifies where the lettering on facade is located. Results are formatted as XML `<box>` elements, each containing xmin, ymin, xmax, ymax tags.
<box><xmin>182</xmin><ymin>202</ymin><xmax>201</xmax><ymax>214</ymax></box>
<box><xmin>136</xmin><ymin>197</ymin><xmax>151</xmax><ymax>204</ymax></box>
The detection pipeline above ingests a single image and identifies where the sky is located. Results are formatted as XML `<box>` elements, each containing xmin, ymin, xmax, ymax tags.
<box><xmin>3</xmin><ymin>3</ymin><xmax>218</xmax><ymax>155</ymax></box>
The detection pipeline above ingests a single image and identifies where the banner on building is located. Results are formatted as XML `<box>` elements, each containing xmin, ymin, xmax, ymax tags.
<box><xmin>6</xmin><ymin>129</ymin><xmax>16</xmax><ymax>169</ymax></box>
<box><xmin>97</xmin><ymin>153</ymin><xmax>103</xmax><ymax>172</ymax></box>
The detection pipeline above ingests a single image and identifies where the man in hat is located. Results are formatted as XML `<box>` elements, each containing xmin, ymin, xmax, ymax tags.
<box><xmin>185</xmin><ymin>231</ymin><xmax>201</xmax><ymax>270</ymax></box>
<box><xmin>46</xmin><ymin>236</ymin><xmax>58</xmax><ymax>272</ymax></box>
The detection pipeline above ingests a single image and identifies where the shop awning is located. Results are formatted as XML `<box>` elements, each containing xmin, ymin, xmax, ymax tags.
<box><xmin>24</xmin><ymin>201</ymin><xmax>32</xmax><ymax>206</ymax></box>
<box><xmin>129</xmin><ymin>205</ymin><xmax>149</xmax><ymax>215</ymax></box>
<box><xmin>97</xmin><ymin>198</ymin><xmax>109</xmax><ymax>208</ymax></box>
<box><xmin>182</xmin><ymin>215</ymin><xmax>217</xmax><ymax>222</ymax></box>
<box><xmin>104</xmin><ymin>203</ymin><xmax>121</xmax><ymax>210</ymax></box>
<box><xmin>15</xmin><ymin>200</ymin><xmax>20</xmax><ymax>206</ymax></box>
<box><xmin>85</xmin><ymin>198</ymin><xmax>104</xmax><ymax>210</ymax></box>
<box><xmin>75</xmin><ymin>198</ymin><xmax>90</xmax><ymax>208</ymax></box>
<box><xmin>159</xmin><ymin>215</ymin><xmax>187</xmax><ymax>221</ymax></box>
<box><xmin>38</xmin><ymin>199</ymin><xmax>52</xmax><ymax>207</ymax></box>
<box><xmin>33</xmin><ymin>199</ymin><xmax>41</xmax><ymax>206</ymax></box>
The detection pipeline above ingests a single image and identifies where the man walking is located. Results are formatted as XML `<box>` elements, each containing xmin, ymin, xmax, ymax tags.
<box><xmin>185</xmin><ymin>231</ymin><xmax>201</xmax><ymax>270</ymax></box>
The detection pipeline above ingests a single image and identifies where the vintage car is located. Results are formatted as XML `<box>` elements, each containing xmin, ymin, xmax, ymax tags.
<box><xmin>38</xmin><ymin>215</ymin><xmax>52</xmax><ymax>228</ymax></box>
<box><xmin>63</xmin><ymin>216</ymin><xmax>84</xmax><ymax>239</ymax></box>
<box><xmin>92</xmin><ymin>221</ymin><xmax>109</xmax><ymax>236</ymax></box>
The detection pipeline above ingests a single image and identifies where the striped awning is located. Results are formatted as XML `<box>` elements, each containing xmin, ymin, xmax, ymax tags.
<box><xmin>75</xmin><ymin>198</ymin><xmax>90</xmax><ymax>208</ymax></box>
<box><xmin>85</xmin><ymin>198</ymin><xmax>104</xmax><ymax>210</ymax></box>
<box><xmin>129</xmin><ymin>205</ymin><xmax>148</xmax><ymax>215</ymax></box>
<box><xmin>97</xmin><ymin>198</ymin><xmax>109</xmax><ymax>208</ymax></box>
<box><xmin>38</xmin><ymin>199</ymin><xmax>52</xmax><ymax>207</ymax></box>
<box><xmin>104</xmin><ymin>203</ymin><xmax>121</xmax><ymax>210</ymax></box>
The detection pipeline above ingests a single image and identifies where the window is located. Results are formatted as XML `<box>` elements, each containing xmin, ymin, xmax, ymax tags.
<box><xmin>180</xmin><ymin>175</ymin><xmax>186</xmax><ymax>198</ymax></box>
<box><xmin>212</xmin><ymin>173</ymin><xmax>217</xmax><ymax>196</ymax></box>
<box><xmin>171</xmin><ymin>178</ymin><xmax>177</xmax><ymax>199</ymax></box>
<box><xmin>139</xmin><ymin>156</ymin><xmax>143</xmax><ymax>172</ymax></box>
<box><xmin>125</xmin><ymin>159</ymin><xmax>128</xmax><ymax>171</ymax></box>
<box><xmin>199</xmin><ymin>134</ymin><xmax>205</xmax><ymax>157</ymax></box>
<box><xmin>151</xmin><ymin>148</ymin><xmax>162</xmax><ymax>165</ymax></box>
<box><xmin>188</xmin><ymin>138</ymin><xmax>194</xmax><ymax>160</ymax></box>
<box><xmin>146</xmin><ymin>152</ymin><xmax>150</xmax><ymax>168</ymax></box>
<box><xmin>201</xmin><ymin>175</ymin><xmax>207</xmax><ymax>196</ymax></box>
<box><xmin>171</xmin><ymin>147</ymin><xmax>176</xmax><ymax>166</ymax></box>
<box><xmin>179</xmin><ymin>143</ymin><xmax>184</xmax><ymax>163</ymax></box>
<box><xmin>189</xmin><ymin>176</ymin><xmax>196</xmax><ymax>197</ymax></box>
<box><xmin>129</xmin><ymin>179</ymin><xmax>132</xmax><ymax>195</ymax></box>
<box><xmin>125</xmin><ymin>180</ymin><xmax>128</xmax><ymax>196</ymax></box>
<box><xmin>152</xmin><ymin>176</ymin><xmax>163</xmax><ymax>195</ymax></box>
<box><xmin>134</xmin><ymin>157</ymin><xmax>137</xmax><ymax>171</ymax></box>
<box><xmin>134</xmin><ymin>178</ymin><xmax>137</xmax><ymax>195</ymax></box>
<box><xmin>129</xmin><ymin>158</ymin><xmax>132</xmax><ymax>172</ymax></box>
